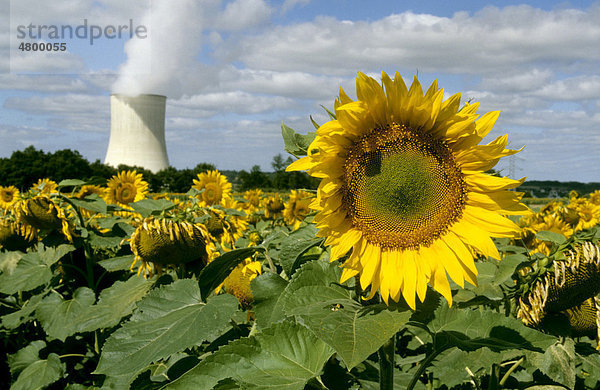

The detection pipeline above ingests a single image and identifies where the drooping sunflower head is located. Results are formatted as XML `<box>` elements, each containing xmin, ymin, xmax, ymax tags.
<box><xmin>263</xmin><ymin>193</ymin><xmax>285</xmax><ymax>219</ymax></box>
<box><xmin>105</xmin><ymin>170</ymin><xmax>149</xmax><ymax>209</ymax></box>
<box><xmin>192</xmin><ymin>170</ymin><xmax>232</xmax><ymax>206</ymax></box>
<box><xmin>15</xmin><ymin>195</ymin><xmax>74</xmax><ymax>242</ymax></box>
<box><xmin>130</xmin><ymin>217</ymin><xmax>209</xmax><ymax>277</ymax></box>
<box><xmin>0</xmin><ymin>216</ymin><xmax>36</xmax><ymax>251</ymax></box>
<box><xmin>283</xmin><ymin>190</ymin><xmax>313</xmax><ymax>230</ymax></box>
<box><xmin>31</xmin><ymin>178</ymin><xmax>58</xmax><ymax>195</ymax></box>
<box><xmin>287</xmin><ymin>71</ymin><xmax>529</xmax><ymax>308</ymax></box>
<box><xmin>0</xmin><ymin>186</ymin><xmax>20</xmax><ymax>210</ymax></box>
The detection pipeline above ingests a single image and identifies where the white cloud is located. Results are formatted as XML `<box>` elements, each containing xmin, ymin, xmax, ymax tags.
<box><xmin>223</xmin><ymin>5</ymin><xmax>600</xmax><ymax>75</ymax></box>
<box><xmin>0</xmin><ymin>74</ymin><xmax>89</xmax><ymax>92</ymax></box>
<box><xmin>216</xmin><ymin>0</ymin><xmax>272</xmax><ymax>31</ymax></box>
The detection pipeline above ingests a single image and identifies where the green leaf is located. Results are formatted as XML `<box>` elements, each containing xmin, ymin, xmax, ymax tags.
<box><xmin>277</xmin><ymin>224</ymin><xmax>323</xmax><ymax>276</ymax></box>
<box><xmin>494</xmin><ymin>253</ymin><xmax>528</xmax><ymax>284</ymax></box>
<box><xmin>76</xmin><ymin>275</ymin><xmax>155</xmax><ymax>333</ymax></box>
<box><xmin>1</xmin><ymin>291</ymin><xmax>47</xmax><ymax>329</ymax></box>
<box><xmin>68</xmin><ymin>194</ymin><xmax>107</xmax><ymax>214</ymax></box>
<box><xmin>530</xmin><ymin>339</ymin><xmax>576</xmax><ymax>389</ymax></box>
<box><xmin>88</xmin><ymin>230</ymin><xmax>124</xmax><ymax>249</ymax></box>
<box><xmin>130</xmin><ymin>198</ymin><xmax>176</xmax><ymax>218</ymax></box>
<box><xmin>166</xmin><ymin>320</ymin><xmax>334</xmax><ymax>389</ymax></box>
<box><xmin>95</xmin><ymin>280</ymin><xmax>239</xmax><ymax>386</ymax></box>
<box><xmin>279</xmin><ymin>260</ymin><xmax>412</xmax><ymax>369</ymax></box>
<box><xmin>0</xmin><ymin>244</ymin><xmax>75</xmax><ymax>294</ymax></box>
<box><xmin>536</xmin><ymin>230</ymin><xmax>567</xmax><ymax>245</ymax></box>
<box><xmin>11</xmin><ymin>353</ymin><xmax>65</xmax><ymax>390</ymax></box>
<box><xmin>281</xmin><ymin>122</ymin><xmax>316</xmax><ymax>157</ymax></box>
<box><xmin>98</xmin><ymin>254</ymin><xmax>136</xmax><ymax>272</ymax></box>
<box><xmin>0</xmin><ymin>250</ymin><xmax>23</xmax><ymax>274</ymax></box>
<box><xmin>423</xmin><ymin>305</ymin><xmax>556</xmax><ymax>353</ymax></box>
<box><xmin>250</xmin><ymin>272</ymin><xmax>289</xmax><ymax>329</ymax></box>
<box><xmin>36</xmin><ymin>287</ymin><xmax>96</xmax><ymax>341</ymax></box>
<box><xmin>58</xmin><ymin>179</ymin><xmax>87</xmax><ymax>188</ymax></box>
<box><xmin>197</xmin><ymin>247</ymin><xmax>263</xmax><ymax>299</ymax></box>
<box><xmin>8</xmin><ymin>340</ymin><xmax>47</xmax><ymax>376</ymax></box>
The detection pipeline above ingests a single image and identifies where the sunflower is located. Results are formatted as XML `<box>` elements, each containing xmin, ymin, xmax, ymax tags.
<box><xmin>223</xmin><ymin>258</ymin><xmax>262</xmax><ymax>306</ymax></box>
<box><xmin>130</xmin><ymin>217</ymin><xmax>209</xmax><ymax>277</ymax></box>
<box><xmin>242</xmin><ymin>189</ymin><xmax>263</xmax><ymax>213</ymax></box>
<box><xmin>0</xmin><ymin>186</ymin><xmax>20</xmax><ymax>210</ymax></box>
<box><xmin>192</xmin><ymin>170</ymin><xmax>232</xmax><ymax>206</ymax></box>
<box><xmin>75</xmin><ymin>185</ymin><xmax>106</xmax><ymax>199</ymax></box>
<box><xmin>287</xmin><ymin>72</ymin><xmax>529</xmax><ymax>308</ymax></box>
<box><xmin>105</xmin><ymin>170</ymin><xmax>148</xmax><ymax>211</ymax></box>
<box><xmin>283</xmin><ymin>190</ymin><xmax>313</xmax><ymax>230</ymax></box>
<box><xmin>574</xmin><ymin>201</ymin><xmax>600</xmax><ymax>231</ymax></box>
<box><xmin>31</xmin><ymin>178</ymin><xmax>58</xmax><ymax>194</ymax></box>
<box><xmin>263</xmin><ymin>193</ymin><xmax>285</xmax><ymax>219</ymax></box>
<box><xmin>15</xmin><ymin>195</ymin><xmax>74</xmax><ymax>242</ymax></box>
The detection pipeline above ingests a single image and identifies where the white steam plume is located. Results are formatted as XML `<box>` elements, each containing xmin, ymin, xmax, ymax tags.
<box><xmin>111</xmin><ymin>0</ymin><xmax>212</xmax><ymax>98</ymax></box>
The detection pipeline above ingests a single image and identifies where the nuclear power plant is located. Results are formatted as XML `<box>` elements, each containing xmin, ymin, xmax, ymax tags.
<box><xmin>104</xmin><ymin>94</ymin><xmax>170</xmax><ymax>172</ymax></box>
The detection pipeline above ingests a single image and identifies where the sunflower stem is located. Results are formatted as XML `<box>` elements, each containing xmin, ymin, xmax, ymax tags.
<box><xmin>378</xmin><ymin>335</ymin><xmax>395</xmax><ymax>390</ymax></box>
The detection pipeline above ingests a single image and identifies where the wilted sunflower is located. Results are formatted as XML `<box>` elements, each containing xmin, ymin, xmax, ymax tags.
<box><xmin>0</xmin><ymin>217</ymin><xmax>36</xmax><ymax>251</ymax></box>
<box><xmin>105</xmin><ymin>170</ymin><xmax>148</xmax><ymax>211</ymax></box>
<box><xmin>287</xmin><ymin>72</ymin><xmax>529</xmax><ymax>308</ymax></box>
<box><xmin>283</xmin><ymin>190</ymin><xmax>313</xmax><ymax>230</ymax></box>
<box><xmin>15</xmin><ymin>195</ymin><xmax>74</xmax><ymax>242</ymax></box>
<box><xmin>31</xmin><ymin>178</ymin><xmax>58</xmax><ymax>194</ymax></box>
<box><xmin>130</xmin><ymin>217</ymin><xmax>209</xmax><ymax>277</ymax></box>
<box><xmin>192</xmin><ymin>170</ymin><xmax>232</xmax><ymax>206</ymax></box>
<box><xmin>0</xmin><ymin>186</ymin><xmax>20</xmax><ymax>210</ymax></box>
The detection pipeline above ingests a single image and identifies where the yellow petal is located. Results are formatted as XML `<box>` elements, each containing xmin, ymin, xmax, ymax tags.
<box><xmin>400</xmin><ymin>250</ymin><xmax>417</xmax><ymax>309</ymax></box>
<box><xmin>431</xmin><ymin>264</ymin><xmax>452</xmax><ymax>307</ymax></box>
<box><xmin>360</xmin><ymin>243</ymin><xmax>381</xmax><ymax>290</ymax></box>
<box><xmin>286</xmin><ymin>156</ymin><xmax>314</xmax><ymax>172</ymax></box>
<box><xmin>451</xmin><ymin>219</ymin><xmax>501</xmax><ymax>260</ymax></box>
<box><xmin>462</xmin><ymin>205</ymin><xmax>522</xmax><ymax>238</ymax></box>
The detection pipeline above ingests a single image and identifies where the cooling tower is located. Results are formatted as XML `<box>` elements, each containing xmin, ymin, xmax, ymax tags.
<box><xmin>104</xmin><ymin>94</ymin><xmax>169</xmax><ymax>172</ymax></box>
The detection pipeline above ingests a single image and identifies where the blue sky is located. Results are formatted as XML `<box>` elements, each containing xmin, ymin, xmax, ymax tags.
<box><xmin>1</xmin><ymin>0</ymin><xmax>600</xmax><ymax>182</ymax></box>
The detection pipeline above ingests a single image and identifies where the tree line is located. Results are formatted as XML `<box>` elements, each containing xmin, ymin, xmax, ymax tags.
<box><xmin>0</xmin><ymin>146</ymin><xmax>317</xmax><ymax>193</ymax></box>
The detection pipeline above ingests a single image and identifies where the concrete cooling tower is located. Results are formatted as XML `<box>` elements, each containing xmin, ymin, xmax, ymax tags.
<box><xmin>104</xmin><ymin>94</ymin><xmax>169</xmax><ymax>172</ymax></box>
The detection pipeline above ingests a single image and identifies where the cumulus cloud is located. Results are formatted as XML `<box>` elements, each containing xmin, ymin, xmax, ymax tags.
<box><xmin>223</xmin><ymin>5</ymin><xmax>600</xmax><ymax>75</ymax></box>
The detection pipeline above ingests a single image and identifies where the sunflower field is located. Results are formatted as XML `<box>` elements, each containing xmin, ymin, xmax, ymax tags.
<box><xmin>2</xmin><ymin>72</ymin><xmax>600</xmax><ymax>390</ymax></box>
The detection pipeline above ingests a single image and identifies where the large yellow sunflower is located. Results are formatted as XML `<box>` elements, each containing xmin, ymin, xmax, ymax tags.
<box><xmin>31</xmin><ymin>178</ymin><xmax>58</xmax><ymax>194</ymax></box>
<box><xmin>192</xmin><ymin>170</ymin><xmax>232</xmax><ymax>206</ymax></box>
<box><xmin>0</xmin><ymin>186</ymin><xmax>20</xmax><ymax>209</ymax></box>
<box><xmin>105</xmin><ymin>170</ymin><xmax>149</xmax><ymax>209</ymax></box>
<box><xmin>287</xmin><ymin>72</ymin><xmax>529</xmax><ymax>308</ymax></box>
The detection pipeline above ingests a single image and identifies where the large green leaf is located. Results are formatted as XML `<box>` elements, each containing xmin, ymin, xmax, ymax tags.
<box><xmin>197</xmin><ymin>247</ymin><xmax>263</xmax><ymax>299</ymax></box>
<box><xmin>281</xmin><ymin>122</ymin><xmax>316</xmax><ymax>157</ymax></box>
<box><xmin>529</xmin><ymin>339</ymin><xmax>576</xmax><ymax>389</ymax></box>
<box><xmin>76</xmin><ymin>275</ymin><xmax>155</xmax><ymax>332</ymax></box>
<box><xmin>36</xmin><ymin>287</ymin><xmax>96</xmax><ymax>341</ymax></box>
<box><xmin>95</xmin><ymin>279</ymin><xmax>239</xmax><ymax>386</ymax></box>
<box><xmin>166</xmin><ymin>320</ymin><xmax>334</xmax><ymax>389</ymax></box>
<box><xmin>1</xmin><ymin>291</ymin><xmax>48</xmax><ymax>329</ymax></box>
<box><xmin>7</xmin><ymin>340</ymin><xmax>47</xmax><ymax>376</ymax></box>
<box><xmin>279</xmin><ymin>260</ymin><xmax>412</xmax><ymax>369</ymax></box>
<box><xmin>277</xmin><ymin>224</ymin><xmax>323</xmax><ymax>276</ymax></box>
<box><xmin>98</xmin><ymin>254</ymin><xmax>136</xmax><ymax>272</ymax></box>
<box><xmin>68</xmin><ymin>194</ymin><xmax>107</xmax><ymax>214</ymax></box>
<box><xmin>0</xmin><ymin>244</ymin><xmax>75</xmax><ymax>294</ymax></box>
<box><xmin>250</xmin><ymin>272</ymin><xmax>289</xmax><ymax>329</ymax></box>
<box><xmin>10</xmin><ymin>353</ymin><xmax>65</xmax><ymax>390</ymax></box>
<box><xmin>421</xmin><ymin>305</ymin><xmax>556</xmax><ymax>353</ymax></box>
<box><xmin>130</xmin><ymin>198</ymin><xmax>176</xmax><ymax>218</ymax></box>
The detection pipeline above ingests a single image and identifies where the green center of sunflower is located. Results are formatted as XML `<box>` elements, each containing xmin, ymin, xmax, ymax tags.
<box><xmin>343</xmin><ymin>123</ymin><xmax>467</xmax><ymax>250</ymax></box>
<box><xmin>116</xmin><ymin>183</ymin><xmax>137</xmax><ymax>204</ymax></box>
<box><xmin>203</xmin><ymin>183</ymin><xmax>220</xmax><ymax>204</ymax></box>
